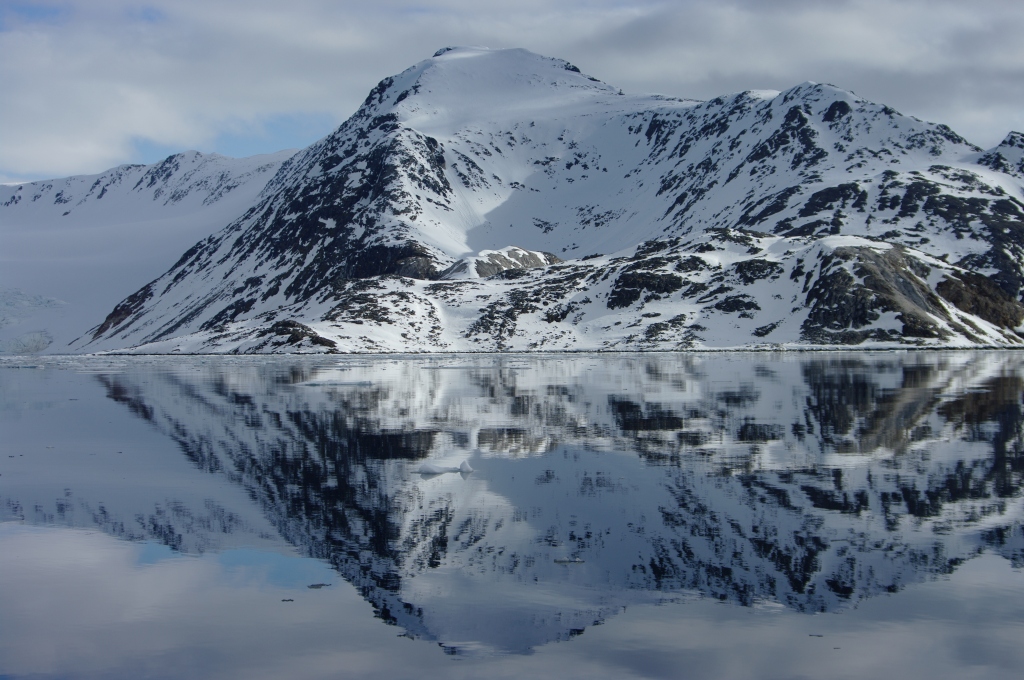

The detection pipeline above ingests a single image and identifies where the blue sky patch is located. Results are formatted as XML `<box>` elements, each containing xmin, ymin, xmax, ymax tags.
<box><xmin>0</xmin><ymin>2</ymin><xmax>69</xmax><ymax>31</ymax></box>
<box><xmin>217</xmin><ymin>548</ymin><xmax>336</xmax><ymax>590</ymax></box>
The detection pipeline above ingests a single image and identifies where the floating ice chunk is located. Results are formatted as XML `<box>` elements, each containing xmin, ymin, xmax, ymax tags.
<box><xmin>417</xmin><ymin>460</ymin><xmax>474</xmax><ymax>475</ymax></box>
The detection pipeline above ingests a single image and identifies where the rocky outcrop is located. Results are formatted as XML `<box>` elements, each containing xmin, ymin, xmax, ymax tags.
<box><xmin>441</xmin><ymin>246</ymin><xmax>562</xmax><ymax>279</ymax></box>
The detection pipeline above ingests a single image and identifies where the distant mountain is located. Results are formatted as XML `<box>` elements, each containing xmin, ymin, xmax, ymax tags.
<box><xmin>0</xmin><ymin>149</ymin><xmax>293</xmax><ymax>353</ymax></box>
<box><xmin>8</xmin><ymin>46</ymin><xmax>1024</xmax><ymax>353</ymax></box>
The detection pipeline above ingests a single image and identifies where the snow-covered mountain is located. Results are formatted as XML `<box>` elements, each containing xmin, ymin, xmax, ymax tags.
<box><xmin>0</xmin><ymin>149</ymin><xmax>294</xmax><ymax>353</ymax></box>
<box><xmin>8</xmin><ymin>46</ymin><xmax>1024</xmax><ymax>353</ymax></box>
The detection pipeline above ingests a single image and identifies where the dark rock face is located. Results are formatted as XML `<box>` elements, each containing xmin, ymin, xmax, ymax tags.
<box><xmin>259</xmin><ymin>321</ymin><xmax>338</xmax><ymax>350</ymax></box>
<box><xmin>801</xmin><ymin>247</ymin><xmax>951</xmax><ymax>344</ymax></box>
<box><xmin>608</xmin><ymin>272</ymin><xmax>684</xmax><ymax>309</ymax></box>
<box><xmin>937</xmin><ymin>272</ymin><xmax>1024</xmax><ymax>330</ymax></box>
<box><xmin>91</xmin><ymin>283</ymin><xmax>154</xmax><ymax>340</ymax></box>
<box><xmin>733</xmin><ymin>258</ymin><xmax>784</xmax><ymax>285</ymax></box>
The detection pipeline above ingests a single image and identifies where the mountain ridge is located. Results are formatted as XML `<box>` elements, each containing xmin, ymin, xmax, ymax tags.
<box><xmin>5</xmin><ymin>46</ymin><xmax>1024</xmax><ymax>353</ymax></box>
<box><xmin>0</xmin><ymin>148</ymin><xmax>295</xmax><ymax>354</ymax></box>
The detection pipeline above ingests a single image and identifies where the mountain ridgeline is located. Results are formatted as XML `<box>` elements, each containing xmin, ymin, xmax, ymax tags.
<box><xmin>56</xmin><ymin>47</ymin><xmax>1024</xmax><ymax>351</ymax></box>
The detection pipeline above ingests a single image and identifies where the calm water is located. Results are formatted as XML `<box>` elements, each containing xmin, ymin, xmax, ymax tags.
<box><xmin>1</xmin><ymin>352</ymin><xmax>1023</xmax><ymax>679</ymax></box>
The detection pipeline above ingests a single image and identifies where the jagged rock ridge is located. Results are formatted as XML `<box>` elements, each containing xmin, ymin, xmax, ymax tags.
<box><xmin>48</xmin><ymin>47</ymin><xmax>1024</xmax><ymax>352</ymax></box>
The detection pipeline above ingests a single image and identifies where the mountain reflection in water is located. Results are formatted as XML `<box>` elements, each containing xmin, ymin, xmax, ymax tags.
<box><xmin>6</xmin><ymin>352</ymin><xmax>1024</xmax><ymax>656</ymax></box>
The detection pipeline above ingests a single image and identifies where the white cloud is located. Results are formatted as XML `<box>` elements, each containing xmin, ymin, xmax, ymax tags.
<box><xmin>2</xmin><ymin>0</ymin><xmax>1023</xmax><ymax>179</ymax></box>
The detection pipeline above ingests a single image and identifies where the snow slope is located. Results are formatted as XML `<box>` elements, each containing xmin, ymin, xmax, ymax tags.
<box><xmin>0</xmin><ymin>149</ymin><xmax>294</xmax><ymax>353</ymax></box>
<box><xmin>11</xmin><ymin>46</ymin><xmax>1024</xmax><ymax>353</ymax></box>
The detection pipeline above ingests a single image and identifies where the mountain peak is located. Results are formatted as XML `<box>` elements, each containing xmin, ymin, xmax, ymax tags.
<box><xmin>355</xmin><ymin>47</ymin><xmax>617</xmax><ymax>126</ymax></box>
<box><xmin>999</xmin><ymin>131</ymin><xmax>1024</xmax><ymax>149</ymax></box>
<box><xmin>431</xmin><ymin>45</ymin><xmax>483</xmax><ymax>58</ymax></box>
<box><xmin>978</xmin><ymin>131</ymin><xmax>1024</xmax><ymax>178</ymax></box>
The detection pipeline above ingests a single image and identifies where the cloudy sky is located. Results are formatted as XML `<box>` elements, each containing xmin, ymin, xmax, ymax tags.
<box><xmin>3</xmin><ymin>0</ymin><xmax>1023</xmax><ymax>183</ymax></box>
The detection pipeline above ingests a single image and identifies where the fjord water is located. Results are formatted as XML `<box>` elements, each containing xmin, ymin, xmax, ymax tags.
<box><xmin>2</xmin><ymin>353</ymin><xmax>1023</xmax><ymax>679</ymax></box>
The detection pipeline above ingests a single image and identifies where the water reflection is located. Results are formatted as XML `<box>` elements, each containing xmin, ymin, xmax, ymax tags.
<box><xmin>4</xmin><ymin>353</ymin><xmax>1024</xmax><ymax>656</ymax></box>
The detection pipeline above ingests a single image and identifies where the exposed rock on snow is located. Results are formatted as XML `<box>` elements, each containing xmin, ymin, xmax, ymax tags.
<box><xmin>441</xmin><ymin>246</ymin><xmax>561</xmax><ymax>279</ymax></box>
